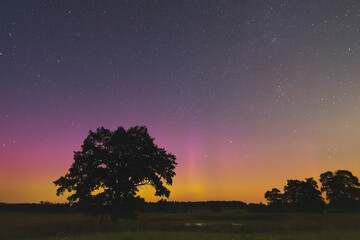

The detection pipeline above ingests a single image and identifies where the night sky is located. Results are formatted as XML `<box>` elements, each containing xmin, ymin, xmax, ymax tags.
<box><xmin>1</xmin><ymin>1</ymin><xmax>360</xmax><ymax>203</ymax></box>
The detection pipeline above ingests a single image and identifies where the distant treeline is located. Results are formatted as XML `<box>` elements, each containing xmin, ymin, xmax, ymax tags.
<box><xmin>146</xmin><ymin>200</ymin><xmax>247</xmax><ymax>212</ymax></box>
<box><xmin>0</xmin><ymin>201</ymin><xmax>247</xmax><ymax>213</ymax></box>
<box><xmin>1</xmin><ymin>198</ymin><xmax>359</xmax><ymax>214</ymax></box>
<box><xmin>0</xmin><ymin>202</ymin><xmax>72</xmax><ymax>213</ymax></box>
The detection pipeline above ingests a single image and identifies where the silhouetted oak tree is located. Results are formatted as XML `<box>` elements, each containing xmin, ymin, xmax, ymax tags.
<box><xmin>320</xmin><ymin>170</ymin><xmax>360</xmax><ymax>209</ymax></box>
<box><xmin>54</xmin><ymin>126</ymin><xmax>177</xmax><ymax>220</ymax></box>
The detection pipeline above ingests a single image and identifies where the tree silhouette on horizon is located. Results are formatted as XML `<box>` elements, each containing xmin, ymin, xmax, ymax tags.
<box><xmin>54</xmin><ymin>126</ymin><xmax>177</xmax><ymax>220</ymax></box>
<box><xmin>284</xmin><ymin>178</ymin><xmax>324</xmax><ymax>212</ymax></box>
<box><xmin>264</xmin><ymin>188</ymin><xmax>284</xmax><ymax>206</ymax></box>
<box><xmin>265</xmin><ymin>178</ymin><xmax>324</xmax><ymax>212</ymax></box>
<box><xmin>320</xmin><ymin>170</ymin><xmax>360</xmax><ymax>210</ymax></box>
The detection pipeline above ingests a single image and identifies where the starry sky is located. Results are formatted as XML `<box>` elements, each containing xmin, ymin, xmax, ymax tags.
<box><xmin>1</xmin><ymin>1</ymin><xmax>360</xmax><ymax>203</ymax></box>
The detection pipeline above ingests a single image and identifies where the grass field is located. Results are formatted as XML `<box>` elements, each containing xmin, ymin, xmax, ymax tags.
<box><xmin>1</xmin><ymin>210</ymin><xmax>360</xmax><ymax>239</ymax></box>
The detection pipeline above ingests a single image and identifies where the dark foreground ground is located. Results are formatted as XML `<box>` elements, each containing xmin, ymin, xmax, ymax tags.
<box><xmin>1</xmin><ymin>210</ymin><xmax>360</xmax><ymax>239</ymax></box>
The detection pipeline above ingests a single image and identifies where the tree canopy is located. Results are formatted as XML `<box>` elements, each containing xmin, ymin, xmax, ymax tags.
<box><xmin>54</xmin><ymin>126</ymin><xmax>177</xmax><ymax>218</ymax></box>
<box><xmin>264</xmin><ymin>188</ymin><xmax>284</xmax><ymax>206</ymax></box>
<box><xmin>265</xmin><ymin>170</ymin><xmax>360</xmax><ymax>212</ymax></box>
<box><xmin>265</xmin><ymin>178</ymin><xmax>324</xmax><ymax>212</ymax></box>
<box><xmin>320</xmin><ymin>170</ymin><xmax>360</xmax><ymax>209</ymax></box>
<box><xmin>283</xmin><ymin>178</ymin><xmax>324</xmax><ymax>212</ymax></box>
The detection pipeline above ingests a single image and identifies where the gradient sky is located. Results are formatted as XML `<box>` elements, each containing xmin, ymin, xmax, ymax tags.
<box><xmin>1</xmin><ymin>1</ymin><xmax>360</xmax><ymax>204</ymax></box>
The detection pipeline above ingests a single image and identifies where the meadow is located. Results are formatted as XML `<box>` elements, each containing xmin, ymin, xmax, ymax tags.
<box><xmin>1</xmin><ymin>210</ymin><xmax>360</xmax><ymax>239</ymax></box>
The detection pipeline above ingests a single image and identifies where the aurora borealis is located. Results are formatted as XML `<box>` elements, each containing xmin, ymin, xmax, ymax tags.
<box><xmin>1</xmin><ymin>1</ymin><xmax>360</xmax><ymax>203</ymax></box>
